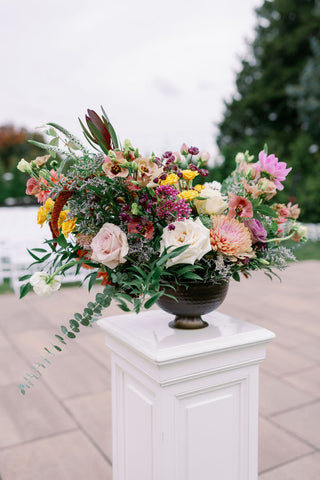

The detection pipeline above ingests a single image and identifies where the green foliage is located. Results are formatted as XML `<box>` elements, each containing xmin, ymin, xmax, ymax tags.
<box><xmin>0</xmin><ymin>125</ymin><xmax>48</xmax><ymax>205</ymax></box>
<box><xmin>214</xmin><ymin>0</ymin><xmax>320</xmax><ymax>222</ymax></box>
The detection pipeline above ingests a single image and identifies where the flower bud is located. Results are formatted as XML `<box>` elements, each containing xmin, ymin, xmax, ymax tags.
<box><xmin>17</xmin><ymin>159</ymin><xmax>32</xmax><ymax>174</ymax></box>
<box><xmin>180</xmin><ymin>143</ymin><xmax>188</xmax><ymax>155</ymax></box>
<box><xmin>235</xmin><ymin>152</ymin><xmax>245</xmax><ymax>164</ymax></box>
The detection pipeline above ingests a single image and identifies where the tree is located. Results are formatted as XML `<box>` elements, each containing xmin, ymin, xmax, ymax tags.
<box><xmin>214</xmin><ymin>0</ymin><xmax>320</xmax><ymax>221</ymax></box>
<box><xmin>0</xmin><ymin>125</ymin><xmax>46</xmax><ymax>205</ymax></box>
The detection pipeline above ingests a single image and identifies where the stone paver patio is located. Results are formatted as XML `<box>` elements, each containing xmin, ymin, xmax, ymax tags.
<box><xmin>0</xmin><ymin>260</ymin><xmax>319</xmax><ymax>479</ymax></box>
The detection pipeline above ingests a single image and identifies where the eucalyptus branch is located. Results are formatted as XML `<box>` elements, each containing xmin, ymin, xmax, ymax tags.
<box><xmin>18</xmin><ymin>285</ymin><xmax>114</xmax><ymax>395</ymax></box>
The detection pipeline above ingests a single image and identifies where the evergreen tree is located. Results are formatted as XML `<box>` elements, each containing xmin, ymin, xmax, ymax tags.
<box><xmin>214</xmin><ymin>0</ymin><xmax>320</xmax><ymax>221</ymax></box>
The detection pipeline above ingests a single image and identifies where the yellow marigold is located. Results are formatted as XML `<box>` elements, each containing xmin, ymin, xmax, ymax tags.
<box><xmin>58</xmin><ymin>209</ymin><xmax>69</xmax><ymax>228</ymax></box>
<box><xmin>194</xmin><ymin>184</ymin><xmax>205</xmax><ymax>192</ymax></box>
<box><xmin>210</xmin><ymin>215</ymin><xmax>254</xmax><ymax>260</ymax></box>
<box><xmin>44</xmin><ymin>198</ymin><xmax>54</xmax><ymax>212</ymax></box>
<box><xmin>181</xmin><ymin>169</ymin><xmax>199</xmax><ymax>181</ymax></box>
<box><xmin>161</xmin><ymin>173</ymin><xmax>179</xmax><ymax>185</ymax></box>
<box><xmin>178</xmin><ymin>190</ymin><xmax>200</xmax><ymax>201</ymax></box>
<box><xmin>37</xmin><ymin>205</ymin><xmax>47</xmax><ymax>227</ymax></box>
<box><xmin>61</xmin><ymin>218</ymin><xmax>77</xmax><ymax>238</ymax></box>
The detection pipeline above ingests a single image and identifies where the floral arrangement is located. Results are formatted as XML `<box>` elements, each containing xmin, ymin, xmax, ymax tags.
<box><xmin>17</xmin><ymin>108</ymin><xmax>306</xmax><ymax>394</ymax></box>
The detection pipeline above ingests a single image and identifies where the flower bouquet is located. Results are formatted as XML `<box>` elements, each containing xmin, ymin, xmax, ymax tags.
<box><xmin>17</xmin><ymin>108</ymin><xmax>306</xmax><ymax>393</ymax></box>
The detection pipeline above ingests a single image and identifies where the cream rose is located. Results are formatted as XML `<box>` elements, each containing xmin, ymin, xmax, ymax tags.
<box><xmin>90</xmin><ymin>223</ymin><xmax>129</xmax><ymax>269</ymax></box>
<box><xmin>30</xmin><ymin>272</ymin><xmax>63</xmax><ymax>297</ymax></box>
<box><xmin>160</xmin><ymin>218</ymin><xmax>211</xmax><ymax>267</ymax></box>
<box><xmin>194</xmin><ymin>183</ymin><xmax>228</xmax><ymax>216</ymax></box>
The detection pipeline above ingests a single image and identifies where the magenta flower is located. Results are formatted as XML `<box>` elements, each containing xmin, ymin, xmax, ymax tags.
<box><xmin>244</xmin><ymin>219</ymin><xmax>267</xmax><ymax>244</ymax></box>
<box><xmin>254</xmin><ymin>151</ymin><xmax>292</xmax><ymax>191</ymax></box>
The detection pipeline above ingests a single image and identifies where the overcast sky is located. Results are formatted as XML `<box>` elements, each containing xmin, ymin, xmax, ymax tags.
<box><xmin>0</xmin><ymin>0</ymin><xmax>262</xmax><ymax>160</ymax></box>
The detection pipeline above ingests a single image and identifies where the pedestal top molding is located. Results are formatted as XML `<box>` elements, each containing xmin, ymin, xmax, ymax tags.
<box><xmin>98</xmin><ymin>309</ymin><xmax>275</xmax><ymax>365</ymax></box>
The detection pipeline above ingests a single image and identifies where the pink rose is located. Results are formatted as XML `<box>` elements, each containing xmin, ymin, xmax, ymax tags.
<box><xmin>90</xmin><ymin>223</ymin><xmax>129</xmax><ymax>269</ymax></box>
<box><xmin>26</xmin><ymin>177</ymin><xmax>41</xmax><ymax>196</ymax></box>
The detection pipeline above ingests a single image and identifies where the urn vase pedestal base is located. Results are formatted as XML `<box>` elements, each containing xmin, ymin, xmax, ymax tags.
<box><xmin>98</xmin><ymin>309</ymin><xmax>274</xmax><ymax>480</ymax></box>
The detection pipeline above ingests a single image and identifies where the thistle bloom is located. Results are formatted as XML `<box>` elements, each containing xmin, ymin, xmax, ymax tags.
<box><xmin>227</xmin><ymin>193</ymin><xmax>253</xmax><ymax>219</ymax></box>
<box><xmin>254</xmin><ymin>151</ymin><xmax>292</xmax><ymax>190</ymax></box>
<box><xmin>210</xmin><ymin>215</ymin><xmax>253</xmax><ymax>259</ymax></box>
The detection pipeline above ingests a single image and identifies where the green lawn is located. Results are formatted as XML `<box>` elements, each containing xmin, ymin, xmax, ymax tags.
<box><xmin>293</xmin><ymin>240</ymin><xmax>320</xmax><ymax>261</ymax></box>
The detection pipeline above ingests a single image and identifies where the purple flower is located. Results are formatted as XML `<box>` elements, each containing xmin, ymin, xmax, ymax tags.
<box><xmin>199</xmin><ymin>169</ymin><xmax>209</xmax><ymax>177</ymax></box>
<box><xmin>254</xmin><ymin>151</ymin><xmax>292</xmax><ymax>191</ymax></box>
<box><xmin>168</xmin><ymin>224</ymin><xmax>175</xmax><ymax>230</ymax></box>
<box><xmin>155</xmin><ymin>185</ymin><xmax>179</xmax><ymax>197</ymax></box>
<box><xmin>188</xmin><ymin>146</ymin><xmax>199</xmax><ymax>155</ymax></box>
<box><xmin>244</xmin><ymin>219</ymin><xmax>267</xmax><ymax>244</ymax></box>
<box><xmin>163</xmin><ymin>151</ymin><xmax>172</xmax><ymax>159</ymax></box>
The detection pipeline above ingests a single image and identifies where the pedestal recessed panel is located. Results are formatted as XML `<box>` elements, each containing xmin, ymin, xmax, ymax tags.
<box><xmin>123</xmin><ymin>374</ymin><xmax>154</xmax><ymax>480</ymax></box>
<box><xmin>177</xmin><ymin>383</ymin><xmax>242</xmax><ymax>480</ymax></box>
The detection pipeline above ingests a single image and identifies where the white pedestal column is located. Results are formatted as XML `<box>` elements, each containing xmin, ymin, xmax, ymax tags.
<box><xmin>98</xmin><ymin>310</ymin><xmax>274</xmax><ymax>480</ymax></box>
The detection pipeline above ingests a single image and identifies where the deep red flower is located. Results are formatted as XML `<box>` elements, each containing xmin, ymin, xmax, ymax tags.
<box><xmin>128</xmin><ymin>218</ymin><xmax>154</xmax><ymax>239</ymax></box>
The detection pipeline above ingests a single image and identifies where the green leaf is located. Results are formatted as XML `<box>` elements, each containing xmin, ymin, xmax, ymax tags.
<box><xmin>55</xmin><ymin>335</ymin><xmax>66</xmax><ymax>344</ymax></box>
<box><xmin>56</xmin><ymin>234</ymin><xmax>68</xmax><ymax>248</ymax></box>
<box><xmin>88</xmin><ymin>272</ymin><xmax>97</xmax><ymax>292</ymax></box>
<box><xmin>199</xmin><ymin>215</ymin><xmax>213</xmax><ymax>229</ymax></box>
<box><xmin>67</xmin><ymin>332</ymin><xmax>76</xmax><ymax>339</ymax></box>
<box><xmin>157</xmin><ymin>245</ymin><xmax>190</xmax><ymax>267</ymax></box>
<box><xmin>255</xmin><ymin>205</ymin><xmax>278</xmax><ymax>219</ymax></box>
<box><xmin>27</xmin><ymin>249</ymin><xmax>40</xmax><ymax>261</ymax></box>
<box><xmin>74</xmin><ymin>313</ymin><xmax>82</xmax><ymax>322</ymax></box>
<box><xmin>53</xmin><ymin>345</ymin><xmax>62</xmax><ymax>352</ymax></box>
<box><xmin>49</xmin><ymin>137</ymin><xmax>59</xmax><ymax>147</ymax></box>
<box><xmin>31</xmin><ymin>248</ymin><xmax>47</xmax><ymax>253</ymax></box>
<box><xmin>80</xmin><ymin>318</ymin><xmax>90</xmax><ymax>326</ymax></box>
<box><xmin>232</xmin><ymin>271</ymin><xmax>240</xmax><ymax>282</ymax></box>
<box><xmin>117</xmin><ymin>303</ymin><xmax>131</xmax><ymax>312</ymax></box>
<box><xmin>144</xmin><ymin>291</ymin><xmax>163</xmax><ymax>309</ymax></box>
<box><xmin>61</xmin><ymin>326</ymin><xmax>68</xmax><ymax>335</ymax></box>
<box><xmin>182</xmin><ymin>272</ymin><xmax>203</xmax><ymax>281</ymax></box>
<box><xmin>20</xmin><ymin>283</ymin><xmax>31</xmax><ymax>298</ymax></box>
<box><xmin>19</xmin><ymin>274</ymin><xmax>32</xmax><ymax>281</ymax></box>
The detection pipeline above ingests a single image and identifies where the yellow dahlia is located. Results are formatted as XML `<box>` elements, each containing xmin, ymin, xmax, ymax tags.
<box><xmin>210</xmin><ymin>215</ymin><xmax>254</xmax><ymax>259</ymax></box>
<box><xmin>194</xmin><ymin>184</ymin><xmax>205</xmax><ymax>192</ymax></box>
<box><xmin>37</xmin><ymin>205</ymin><xmax>47</xmax><ymax>227</ymax></box>
<box><xmin>61</xmin><ymin>218</ymin><xmax>77</xmax><ymax>238</ymax></box>
<box><xmin>44</xmin><ymin>198</ymin><xmax>54</xmax><ymax>212</ymax></box>
<box><xmin>161</xmin><ymin>173</ymin><xmax>179</xmax><ymax>185</ymax></box>
<box><xmin>178</xmin><ymin>190</ymin><xmax>200</xmax><ymax>201</ymax></box>
<box><xmin>181</xmin><ymin>169</ymin><xmax>199</xmax><ymax>181</ymax></box>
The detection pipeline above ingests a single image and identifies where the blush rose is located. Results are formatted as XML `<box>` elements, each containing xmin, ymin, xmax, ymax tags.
<box><xmin>90</xmin><ymin>223</ymin><xmax>129</xmax><ymax>269</ymax></box>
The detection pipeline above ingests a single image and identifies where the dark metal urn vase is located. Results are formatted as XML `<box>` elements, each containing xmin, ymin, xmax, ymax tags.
<box><xmin>157</xmin><ymin>280</ymin><xmax>229</xmax><ymax>329</ymax></box>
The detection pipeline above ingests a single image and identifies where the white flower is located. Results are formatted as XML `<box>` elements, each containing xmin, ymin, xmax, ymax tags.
<box><xmin>17</xmin><ymin>159</ymin><xmax>32</xmax><ymax>174</ymax></box>
<box><xmin>160</xmin><ymin>218</ymin><xmax>211</xmax><ymax>267</ymax></box>
<box><xmin>204</xmin><ymin>181</ymin><xmax>222</xmax><ymax>191</ymax></box>
<box><xmin>90</xmin><ymin>223</ymin><xmax>129</xmax><ymax>269</ymax></box>
<box><xmin>30</xmin><ymin>272</ymin><xmax>63</xmax><ymax>297</ymax></box>
<box><xmin>194</xmin><ymin>183</ymin><xmax>228</xmax><ymax>216</ymax></box>
<box><xmin>235</xmin><ymin>152</ymin><xmax>245</xmax><ymax>163</ymax></box>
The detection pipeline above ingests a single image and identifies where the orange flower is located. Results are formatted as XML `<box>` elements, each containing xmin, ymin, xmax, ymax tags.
<box><xmin>210</xmin><ymin>215</ymin><xmax>254</xmax><ymax>260</ymax></box>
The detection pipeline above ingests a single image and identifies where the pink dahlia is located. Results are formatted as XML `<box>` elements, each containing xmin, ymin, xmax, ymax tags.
<box><xmin>210</xmin><ymin>215</ymin><xmax>253</xmax><ymax>259</ymax></box>
<box><xmin>227</xmin><ymin>193</ymin><xmax>253</xmax><ymax>219</ymax></box>
<box><xmin>254</xmin><ymin>151</ymin><xmax>292</xmax><ymax>191</ymax></box>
